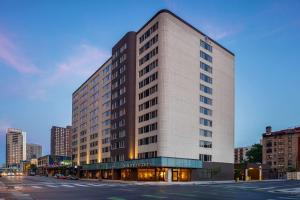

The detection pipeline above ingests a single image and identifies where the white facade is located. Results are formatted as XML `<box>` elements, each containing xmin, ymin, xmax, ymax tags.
<box><xmin>135</xmin><ymin>11</ymin><xmax>234</xmax><ymax>164</ymax></box>
<box><xmin>6</xmin><ymin>128</ymin><xmax>27</xmax><ymax>167</ymax></box>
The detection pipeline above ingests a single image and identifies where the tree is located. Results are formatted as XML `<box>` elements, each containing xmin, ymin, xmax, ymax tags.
<box><xmin>246</xmin><ymin>144</ymin><xmax>262</xmax><ymax>163</ymax></box>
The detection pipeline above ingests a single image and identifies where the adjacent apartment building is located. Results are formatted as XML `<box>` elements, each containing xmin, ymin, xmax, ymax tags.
<box><xmin>51</xmin><ymin>126</ymin><xmax>72</xmax><ymax>157</ymax></box>
<box><xmin>262</xmin><ymin>126</ymin><xmax>300</xmax><ymax>178</ymax></box>
<box><xmin>6</xmin><ymin>128</ymin><xmax>26</xmax><ymax>168</ymax></box>
<box><xmin>72</xmin><ymin>9</ymin><xmax>235</xmax><ymax>181</ymax></box>
<box><xmin>234</xmin><ymin>146</ymin><xmax>251</xmax><ymax>164</ymax></box>
<box><xmin>26</xmin><ymin>143</ymin><xmax>42</xmax><ymax>160</ymax></box>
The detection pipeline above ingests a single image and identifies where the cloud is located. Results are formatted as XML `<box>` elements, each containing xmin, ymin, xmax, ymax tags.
<box><xmin>45</xmin><ymin>44</ymin><xmax>110</xmax><ymax>86</ymax></box>
<box><xmin>0</xmin><ymin>31</ymin><xmax>40</xmax><ymax>74</ymax></box>
<box><xmin>197</xmin><ymin>20</ymin><xmax>239</xmax><ymax>40</ymax></box>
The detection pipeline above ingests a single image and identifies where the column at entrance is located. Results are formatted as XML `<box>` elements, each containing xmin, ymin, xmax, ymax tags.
<box><xmin>166</xmin><ymin>168</ymin><xmax>172</xmax><ymax>182</ymax></box>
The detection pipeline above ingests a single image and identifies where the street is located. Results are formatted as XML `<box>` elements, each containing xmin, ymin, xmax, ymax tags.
<box><xmin>1</xmin><ymin>176</ymin><xmax>300</xmax><ymax>200</ymax></box>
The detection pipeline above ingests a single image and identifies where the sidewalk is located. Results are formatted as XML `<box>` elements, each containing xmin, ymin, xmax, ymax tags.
<box><xmin>78</xmin><ymin>178</ymin><xmax>287</xmax><ymax>185</ymax></box>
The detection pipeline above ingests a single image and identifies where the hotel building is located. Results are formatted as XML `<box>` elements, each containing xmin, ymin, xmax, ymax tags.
<box><xmin>72</xmin><ymin>9</ymin><xmax>235</xmax><ymax>181</ymax></box>
<box><xmin>51</xmin><ymin>126</ymin><xmax>72</xmax><ymax>157</ymax></box>
<box><xmin>6</xmin><ymin>128</ymin><xmax>27</xmax><ymax>168</ymax></box>
<box><xmin>262</xmin><ymin>126</ymin><xmax>300</xmax><ymax>178</ymax></box>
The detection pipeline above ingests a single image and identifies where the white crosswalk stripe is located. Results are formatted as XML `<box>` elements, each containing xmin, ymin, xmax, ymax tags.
<box><xmin>61</xmin><ymin>184</ymin><xmax>74</xmax><ymax>188</ymax></box>
<box><xmin>32</xmin><ymin>186</ymin><xmax>42</xmax><ymax>189</ymax></box>
<box><xmin>45</xmin><ymin>185</ymin><xmax>58</xmax><ymax>188</ymax></box>
<box><xmin>73</xmin><ymin>184</ymin><xmax>88</xmax><ymax>187</ymax></box>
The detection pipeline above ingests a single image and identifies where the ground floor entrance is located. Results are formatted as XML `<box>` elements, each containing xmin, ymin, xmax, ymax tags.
<box><xmin>81</xmin><ymin>157</ymin><xmax>202</xmax><ymax>182</ymax></box>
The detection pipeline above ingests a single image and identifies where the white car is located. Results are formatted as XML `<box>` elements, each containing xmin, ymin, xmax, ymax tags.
<box><xmin>7</xmin><ymin>172</ymin><xmax>15</xmax><ymax>176</ymax></box>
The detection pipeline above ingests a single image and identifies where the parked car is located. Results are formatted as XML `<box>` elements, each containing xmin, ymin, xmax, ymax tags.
<box><xmin>54</xmin><ymin>174</ymin><xmax>66</xmax><ymax>179</ymax></box>
<box><xmin>29</xmin><ymin>171</ymin><xmax>36</xmax><ymax>176</ymax></box>
<box><xmin>66</xmin><ymin>175</ymin><xmax>79</xmax><ymax>180</ymax></box>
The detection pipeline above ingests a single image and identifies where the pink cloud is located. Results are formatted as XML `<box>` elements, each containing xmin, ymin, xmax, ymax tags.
<box><xmin>0</xmin><ymin>32</ymin><xmax>40</xmax><ymax>74</ymax></box>
<box><xmin>45</xmin><ymin>44</ymin><xmax>110</xmax><ymax>85</ymax></box>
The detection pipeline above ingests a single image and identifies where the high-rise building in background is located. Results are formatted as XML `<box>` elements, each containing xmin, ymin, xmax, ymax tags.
<box><xmin>26</xmin><ymin>143</ymin><xmax>42</xmax><ymax>160</ymax></box>
<box><xmin>262</xmin><ymin>126</ymin><xmax>300</xmax><ymax>178</ymax></box>
<box><xmin>234</xmin><ymin>146</ymin><xmax>251</xmax><ymax>164</ymax></box>
<box><xmin>51</xmin><ymin>126</ymin><xmax>72</xmax><ymax>157</ymax></box>
<box><xmin>72</xmin><ymin>9</ymin><xmax>235</xmax><ymax>181</ymax></box>
<box><xmin>6</xmin><ymin>128</ymin><xmax>26</xmax><ymax>168</ymax></box>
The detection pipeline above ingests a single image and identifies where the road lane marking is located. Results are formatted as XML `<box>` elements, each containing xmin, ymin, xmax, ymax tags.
<box><xmin>61</xmin><ymin>184</ymin><xmax>74</xmax><ymax>188</ymax></box>
<box><xmin>142</xmin><ymin>195</ymin><xmax>167</xmax><ymax>199</ymax></box>
<box><xmin>108</xmin><ymin>197</ymin><xmax>126</xmax><ymax>200</ymax></box>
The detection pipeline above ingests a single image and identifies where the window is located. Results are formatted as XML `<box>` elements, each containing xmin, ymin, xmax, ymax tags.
<box><xmin>119</xmin><ymin>130</ymin><xmax>126</xmax><ymax>138</ymax></box>
<box><xmin>200</xmin><ymin>84</ymin><xmax>212</xmax><ymax>94</ymax></box>
<box><xmin>200</xmin><ymin>51</ymin><xmax>212</xmax><ymax>63</ymax></box>
<box><xmin>138</xmin><ymin>135</ymin><xmax>157</xmax><ymax>146</ymax></box>
<box><xmin>200</xmin><ymin>95</ymin><xmax>212</xmax><ymax>105</ymax></box>
<box><xmin>139</xmin><ymin>60</ymin><xmax>158</xmax><ymax>77</ymax></box>
<box><xmin>139</xmin><ymin>72</ymin><xmax>158</xmax><ymax>88</ymax></box>
<box><xmin>199</xmin><ymin>140</ymin><xmax>212</xmax><ymax>148</ymax></box>
<box><xmin>139</xmin><ymin>85</ymin><xmax>158</xmax><ymax>100</ymax></box>
<box><xmin>200</xmin><ymin>107</ymin><xmax>212</xmax><ymax>116</ymax></box>
<box><xmin>138</xmin><ymin>97</ymin><xmax>158</xmax><ymax>111</ymax></box>
<box><xmin>200</xmin><ymin>129</ymin><xmax>212</xmax><ymax>137</ymax></box>
<box><xmin>200</xmin><ymin>73</ymin><xmax>212</xmax><ymax>84</ymax></box>
<box><xmin>200</xmin><ymin>39</ymin><xmax>212</xmax><ymax>52</ymax></box>
<box><xmin>139</xmin><ymin>22</ymin><xmax>159</xmax><ymax>43</ymax></box>
<box><xmin>139</xmin><ymin>34</ymin><xmax>158</xmax><ymax>55</ymax></box>
<box><xmin>199</xmin><ymin>154</ymin><xmax>212</xmax><ymax>161</ymax></box>
<box><xmin>200</xmin><ymin>118</ymin><xmax>212</xmax><ymax>127</ymax></box>
<box><xmin>138</xmin><ymin>122</ymin><xmax>158</xmax><ymax>134</ymax></box>
<box><xmin>139</xmin><ymin>47</ymin><xmax>158</xmax><ymax>66</ymax></box>
<box><xmin>138</xmin><ymin>151</ymin><xmax>157</xmax><ymax>159</ymax></box>
<box><xmin>139</xmin><ymin>110</ymin><xmax>158</xmax><ymax>122</ymax></box>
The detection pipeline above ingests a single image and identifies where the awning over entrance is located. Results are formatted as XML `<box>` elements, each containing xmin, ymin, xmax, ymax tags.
<box><xmin>82</xmin><ymin>157</ymin><xmax>202</xmax><ymax>170</ymax></box>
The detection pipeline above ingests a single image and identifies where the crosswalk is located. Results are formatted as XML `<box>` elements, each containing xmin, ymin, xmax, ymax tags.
<box><xmin>4</xmin><ymin>182</ymin><xmax>129</xmax><ymax>191</ymax></box>
<box><xmin>209</xmin><ymin>183</ymin><xmax>300</xmax><ymax>196</ymax></box>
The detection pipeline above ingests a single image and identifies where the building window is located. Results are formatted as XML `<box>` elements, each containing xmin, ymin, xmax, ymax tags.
<box><xmin>138</xmin><ymin>110</ymin><xmax>158</xmax><ymax>122</ymax></box>
<box><xmin>138</xmin><ymin>151</ymin><xmax>157</xmax><ymax>159</ymax></box>
<box><xmin>139</xmin><ymin>85</ymin><xmax>158</xmax><ymax>100</ymax></box>
<box><xmin>139</xmin><ymin>72</ymin><xmax>158</xmax><ymax>89</ymax></box>
<box><xmin>200</xmin><ymin>129</ymin><xmax>212</xmax><ymax>137</ymax></box>
<box><xmin>200</xmin><ymin>73</ymin><xmax>212</xmax><ymax>84</ymax></box>
<box><xmin>138</xmin><ymin>135</ymin><xmax>157</xmax><ymax>146</ymax></box>
<box><xmin>200</xmin><ymin>107</ymin><xmax>212</xmax><ymax>116</ymax></box>
<box><xmin>139</xmin><ymin>22</ymin><xmax>159</xmax><ymax>44</ymax></box>
<box><xmin>199</xmin><ymin>140</ymin><xmax>212</xmax><ymax>148</ymax></box>
<box><xmin>200</xmin><ymin>118</ymin><xmax>212</xmax><ymax>127</ymax></box>
<box><xmin>200</xmin><ymin>39</ymin><xmax>212</xmax><ymax>52</ymax></box>
<box><xmin>200</xmin><ymin>95</ymin><xmax>212</xmax><ymax>105</ymax></box>
<box><xmin>199</xmin><ymin>154</ymin><xmax>212</xmax><ymax>161</ymax></box>
<box><xmin>139</xmin><ymin>47</ymin><xmax>158</xmax><ymax>66</ymax></box>
<box><xmin>200</xmin><ymin>51</ymin><xmax>212</xmax><ymax>63</ymax></box>
<box><xmin>139</xmin><ymin>60</ymin><xmax>158</xmax><ymax>78</ymax></box>
<box><xmin>138</xmin><ymin>123</ymin><xmax>158</xmax><ymax>134</ymax></box>
<box><xmin>139</xmin><ymin>34</ymin><xmax>158</xmax><ymax>55</ymax></box>
<box><xmin>200</xmin><ymin>84</ymin><xmax>212</xmax><ymax>94</ymax></box>
<box><xmin>138</xmin><ymin>97</ymin><xmax>158</xmax><ymax>111</ymax></box>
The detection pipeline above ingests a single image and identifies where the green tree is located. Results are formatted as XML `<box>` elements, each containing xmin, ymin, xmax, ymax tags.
<box><xmin>246</xmin><ymin>144</ymin><xmax>262</xmax><ymax>163</ymax></box>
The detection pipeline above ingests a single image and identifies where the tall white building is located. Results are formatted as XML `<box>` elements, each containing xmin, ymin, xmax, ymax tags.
<box><xmin>73</xmin><ymin>9</ymin><xmax>234</xmax><ymax>181</ymax></box>
<box><xmin>6</xmin><ymin>128</ymin><xmax>26</xmax><ymax>168</ymax></box>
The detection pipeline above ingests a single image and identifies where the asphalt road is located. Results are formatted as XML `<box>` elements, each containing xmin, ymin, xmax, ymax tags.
<box><xmin>1</xmin><ymin>176</ymin><xmax>300</xmax><ymax>200</ymax></box>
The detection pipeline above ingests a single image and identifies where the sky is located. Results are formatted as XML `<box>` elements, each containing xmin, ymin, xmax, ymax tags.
<box><xmin>0</xmin><ymin>0</ymin><xmax>300</xmax><ymax>164</ymax></box>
